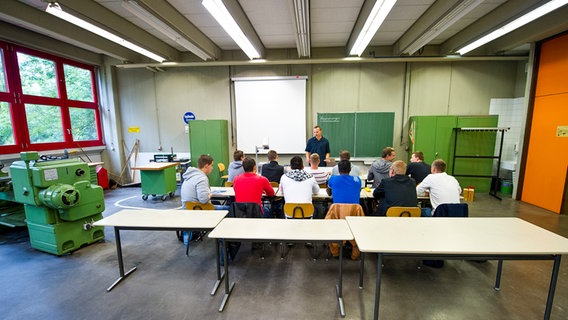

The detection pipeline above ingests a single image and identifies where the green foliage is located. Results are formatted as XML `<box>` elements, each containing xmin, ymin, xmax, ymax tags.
<box><xmin>17</xmin><ymin>53</ymin><xmax>58</xmax><ymax>98</ymax></box>
<box><xmin>0</xmin><ymin>102</ymin><xmax>15</xmax><ymax>145</ymax></box>
<box><xmin>70</xmin><ymin>107</ymin><xmax>97</xmax><ymax>140</ymax></box>
<box><xmin>64</xmin><ymin>64</ymin><xmax>94</xmax><ymax>102</ymax></box>
<box><xmin>0</xmin><ymin>51</ymin><xmax>6</xmax><ymax>93</ymax></box>
<box><xmin>25</xmin><ymin>104</ymin><xmax>63</xmax><ymax>143</ymax></box>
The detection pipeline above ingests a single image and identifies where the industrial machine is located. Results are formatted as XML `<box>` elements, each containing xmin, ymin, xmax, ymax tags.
<box><xmin>8</xmin><ymin>152</ymin><xmax>105</xmax><ymax>255</ymax></box>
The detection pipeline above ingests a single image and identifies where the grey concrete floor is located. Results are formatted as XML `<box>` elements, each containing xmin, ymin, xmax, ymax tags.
<box><xmin>1</xmin><ymin>186</ymin><xmax>568</xmax><ymax>320</ymax></box>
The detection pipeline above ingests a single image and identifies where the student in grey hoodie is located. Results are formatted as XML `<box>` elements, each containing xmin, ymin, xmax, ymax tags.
<box><xmin>227</xmin><ymin>150</ymin><xmax>245</xmax><ymax>182</ymax></box>
<box><xmin>367</xmin><ymin>147</ymin><xmax>396</xmax><ymax>188</ymax></box>
<box><xmin>181</xmin><ymin>154</ymin><xmax>222</xmax><ymax>208</ymax></box>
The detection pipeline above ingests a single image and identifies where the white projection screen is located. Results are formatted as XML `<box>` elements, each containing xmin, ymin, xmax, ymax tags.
<box><xmin>234</xmin><ymin>76</ymin><xmax>307</xmax><ymax>154</ymax></box>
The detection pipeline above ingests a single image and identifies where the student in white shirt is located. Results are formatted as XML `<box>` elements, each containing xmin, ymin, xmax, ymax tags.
<box><xmin>305</xmin><ymin>153</ymin><xmax>329</xmax><ymax>185</ymax></box>
<box><xmin>280</xmin><ymin>156</ymin><xmax>320</xmax><ymax>203</ymax></box>
<box><xmin>416</xmin><ymin>159</ymin><xmax>462</xmax><ymax>216</ymax></box>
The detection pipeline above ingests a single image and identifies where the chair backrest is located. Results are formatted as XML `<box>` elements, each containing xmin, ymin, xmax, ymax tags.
<box><xmin>386</xmin><ymin>206</ymin><xmax>421</xmax><ymax>217</ymax></box>
<box><xmin>270</xmin><ymin>181</ymin><xmax>279</xmax><ymax>187</ymax></box>
<box><xmin>318</xmin><ymin>183</ymin><xmax>327</xmax><ymax>189</ymax></box>
<box><xmin>283</xmin><ymin>203</ymin><xmax>315</xmax><ymax>219</ymax></box>
<box><xmin>217</xmin><ymin>163</ymin><xmax>226</xmax><ymax>173</ymax></box>
<box><xmin>185</xmin><ymin>201</ymin><xmax>215</xmax><ymax>210</ymax></box>
<box><xmin>433</xmin><ymin>203</ymin><xmax>469</xmax><ymax>217</ymax></box>
<box><xmin>325</xmin><ymin>203</ymin><xmax>365</xmax><ymax>220</ymax></box>
<box><xmin>224</xmin><ymin>181</ymin><xmax>233</xmax><ymax>187</ymax></box>
<box><xmin>230</xmin><ymin>202</ymin><xmax>264</xmax><ymax>218</ymax></box>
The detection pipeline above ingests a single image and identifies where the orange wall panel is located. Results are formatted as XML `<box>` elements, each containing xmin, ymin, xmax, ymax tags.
<box><xmin>523</xmin><ymin>33</ymin><xmax>568</xmax><ymax>214</ymax></box>
<box><xmin>535</xmin><ymin>33</ymin><xmax>568</xmax><ymax>97</ymax></box>
<box><xmin>522</xmin><ymin>94</ymin><xmax>568</xmax><ymax>213</ymax></box>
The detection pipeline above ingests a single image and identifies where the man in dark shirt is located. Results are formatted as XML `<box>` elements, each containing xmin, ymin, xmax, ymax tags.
<box><xmin>406</xmin><ymin>151</ymin><xmax>431</xmax><ymax>184</ymax></box>
<box><xmin>260</xmin><ymin>150</ymin><xmax>284</xmax><ymax>183</ymax></box>
<box><xmin>373</xmin><ymin>160</ymin><xmax>417</xmax><ymax>216</ymax></box>
<box><xmin>305</xmin><ymin>125</ymin><xmax>331</xmax><ymax>167</ymax></box>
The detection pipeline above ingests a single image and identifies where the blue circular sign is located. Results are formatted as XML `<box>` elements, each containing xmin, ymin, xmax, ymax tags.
<box><xmin>183</xmin><ymin>112</ymin><xmax>196</xmax><ymax>124</ymax></box>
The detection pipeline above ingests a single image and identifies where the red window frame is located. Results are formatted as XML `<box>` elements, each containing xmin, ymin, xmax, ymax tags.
<box><xmin>0</xmin><ymin>41</ymin><xmax>103</xmax><ymax>155</ymax></box>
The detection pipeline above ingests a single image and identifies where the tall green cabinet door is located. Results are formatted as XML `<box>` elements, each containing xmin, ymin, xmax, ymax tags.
<box><xmin>409</xmin><ymin>116</ymin><xmax>457</xmax><ymax>166</ymax></box>
<box><xmin>188</xmin><ymin>120</ymin><xmax>229</xmax><ymax>187</ymax></box>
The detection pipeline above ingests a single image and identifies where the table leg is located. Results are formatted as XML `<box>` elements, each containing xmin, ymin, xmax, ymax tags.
<box><xmin>544</xmin><ymin>255</ymin><xmax>562</xmax><ymax>320</ymax></box>
<box><xmin>494</xmin><ymin>260</ymin><xmax>503</xmax><ymax>290</ymax></box>
<box><xmin>336</xmin><ymin>240</ymin><xmax>346</xmax><ymax>317</ymax></box>
<box><xmin>359</xmin><ymin>252</ymin><xmax>365</xmax><ymax>289</ymax></box>
<box><xmin>374</xmin><ymin>253</ymin><xmax>383</xmax><ymax>320</ymax></box>
<box><xmin>106</xmin><ymin>227</ymin><xmax>136</xmax><ymax>292</ymax></box>
<box><xmin>218</xmin><ymin>239</ymin><xmax>235</xmax><ymax>312</ymax></box>
<box><xmin>211</xmin><ymin>239</ymin><xmax>225</xmax><ymax>295</ymax></box>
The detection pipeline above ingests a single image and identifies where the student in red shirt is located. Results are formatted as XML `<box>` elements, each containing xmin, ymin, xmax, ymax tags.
<box><xmin>233</xmin><ymin>157</ymin><xmax>275</xmax><ymax>217</ymax></box>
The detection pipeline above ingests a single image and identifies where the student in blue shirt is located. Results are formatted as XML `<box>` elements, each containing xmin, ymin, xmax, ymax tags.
<box><xmin>327</xmin><ymin>159</ymin><xmax>361</xmax><ymax>204</ymax></box>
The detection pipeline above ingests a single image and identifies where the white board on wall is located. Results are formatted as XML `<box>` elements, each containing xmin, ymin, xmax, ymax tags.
<box><xmin>233</xmin><ymin>76</ymin><xmax>307</xmax><ymax>154</ymax></box>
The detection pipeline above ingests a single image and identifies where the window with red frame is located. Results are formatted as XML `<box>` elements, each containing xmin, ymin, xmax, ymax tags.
<box><xmin>0</xmin><ymin>41</ymin><xmax>103</xmax><ymax>154</ymax></box>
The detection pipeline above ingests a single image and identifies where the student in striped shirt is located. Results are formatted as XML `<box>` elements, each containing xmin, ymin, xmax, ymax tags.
<box><xmin>305</xmin><ymin>153</ymin><xmax>329</xmax><ymax>185</ymax></box>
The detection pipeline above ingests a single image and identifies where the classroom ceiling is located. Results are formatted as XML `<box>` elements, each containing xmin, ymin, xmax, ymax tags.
<box><xmin>2</xmin><ymin>0</ymin><xmax>568</xmax><ymax>66</ymax></box>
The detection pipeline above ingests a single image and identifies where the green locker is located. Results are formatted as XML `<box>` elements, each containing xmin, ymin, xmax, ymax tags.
<box><xmin>409</xmin><ymin>116</ymin><xmax>457</xmax><ymax>168</ymax></box>
<box><xmin>188</xmin><ymin>120</ymin><xmax>229</xmax><ymax>187</ymax></box>
<box><xmin>408</xmin><ymin>115</ymin><xmax>498</xmax><ymax>192</ymax></box>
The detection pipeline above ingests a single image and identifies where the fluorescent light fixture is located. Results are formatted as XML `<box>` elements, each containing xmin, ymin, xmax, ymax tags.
<box><xmin>202</xmin><ymin>0</ymin><xmax>261</xmax><ymax>59</ymax></box>
<box><xmin>457</xmin><ymin>0</ymin><xmax>568</xmax><ymax>55</ymax></box>
<box><xmin>403</xmin><ymin>0</ymin><xmax>483</xmax><ymax>55</ymax></box>
<box><xmin>291</xmin><ymin>0</ymin><xmax>310</xmax><ymax>58</ymax></box>
<box><xmin>349</xmin><ymin>0</ymin><xmax>397</xmax><ymax>56</ymax></box>
<box><xmin>122</xmin><ymin>0</ymin><xmax>212</xmax><ymax>60</ymax></box>
<box><xmin>46</xmin><ymin>2</ymin><xmax>165</xmax><ymax>62</ymax></box>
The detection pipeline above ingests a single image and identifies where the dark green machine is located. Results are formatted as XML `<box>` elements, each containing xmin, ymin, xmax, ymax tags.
<box><xmin>9</xmin><ymin>152</ymin><xmax>105</xmax><ymax>255</ymax></box>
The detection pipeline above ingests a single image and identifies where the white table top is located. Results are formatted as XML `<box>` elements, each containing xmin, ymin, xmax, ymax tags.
<box><xmin>345</xmin><ymin>217</ymin><xmax>568</xmax><ymax>255</ymax></box>
<box><xmin>209</xmin><ymin>218</ymin><xmax>353</xmax><ymax>241</ymax></box>
<box><xmin>210</xmin><ymin>187</ymin><xmax>279</xmax><ymax>198</ymax></box>
<box><xmin>94</xmin><ymin>209</ymin><xmax>228</xmax><ymax>229</ymax></box>
<box><xmin>132</xmin><ymin>162</ymin><xmax>179</xmax><ymax>170</ymax></box>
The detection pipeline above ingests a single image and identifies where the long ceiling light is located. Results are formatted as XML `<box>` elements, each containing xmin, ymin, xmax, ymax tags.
<box><xmin>45</xmin><ymin>2</ymin><xmax>165</xmax><ymax>62</ymax></box>
<box><xmin>291</xmin><ymin>0</ymin><xmax>310</xmax><ymax>58</ymax></box>
<box><xmin>457</xmin><ymin>0</ymin><xmax>568</xmax><ymax>55</ymax></box>
<box><xmin>403</xmin><ymin>0</ymin><xmax>483</xmax><ymax>55</ymax></box>
<box><xmin>202</xmin><ymin>0</ymin><xmax>260</xmax><ymax>59</ymax></box>
<box><xmin>122</xmin><ymin>0</ymin><xmax>212</xmax><ymax>61</ymax></box>
<box><xmin>349</xmin><ymin>0</ymin><xmax>397</xmax><ymax>56</ymax></box>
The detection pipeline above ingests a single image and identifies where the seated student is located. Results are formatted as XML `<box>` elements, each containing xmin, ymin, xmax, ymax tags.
<box><xmin>279</xmin><ymin>156</ymin><xmax>319</xmax><ymax>204</ymax></box>
<box><xmin>233</xmin><ymin>157</ymin><xmax>275</xmax><ymax>217</ymax></box>
<box><xmin>368</xmin><ymin>147</ymin><xmax>396</xmax><ymax>188</ymax></box>
<box><xmin>331</xmin><ymin>150</ymin><xmax>361</xmax><ymax>177</ymax></box>
<box><xmin>227</xmin><ymin>150</ymin><xmax>245</xmax><ymax>182</ymax></box>
<box><xmin>416</xmin><ymin>159</ymin><xmax>461</xmax><ymax>216</ymax></box>
<box><xmin>406</xmin><ymin>151</ymin><xmax>430</xmax><ymax>184</ymax></box>
<box><xmin>305</xmin><ymin>153</ymin><xmax>329</xmax><ymax>185</ymax></box>
<box><xmin>260</xmin><ymin>150</ymin><xmax>284</xmax><ymax>183</ymax></box>
<box><xmin>373</xmin><ymin>160</ymin><xmax>417</xmax><ymax>216</ymax></box>
<box><xmin>180</xmin><ymin>154</ymin><xmax>229</xmax><ymax>210</ymax></box>
<box><xmin>327</xmin><ymin>159</ymin><xmax>362</xmax><ymax>204</ymax></box>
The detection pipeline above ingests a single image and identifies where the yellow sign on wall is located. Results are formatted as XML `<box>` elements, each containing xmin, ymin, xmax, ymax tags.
<box><xmin>128</xmin><ymin>126</ymin><xmax>140</xmax><ymax>133</ymax></box>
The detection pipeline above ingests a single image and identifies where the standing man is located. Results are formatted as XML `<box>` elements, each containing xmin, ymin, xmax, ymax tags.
<box><xmin>368</xmin><ymin>147</ymin><xmax>396</xmax><ymax>188</ymax></box>
<box><xmin>416</xmin><ymin>159</ymin><xmax>461</xmax><ymax>216</ymax></box>
<box><xmin>373</xmin><ymin>160</ymin><xmax>417</xmax><ymax>216</ymax></box>
<box><xmin>406</xmin><ymin>151</ymin><xmax>430</xmax><ymax>184</ymax></box>
<box><xmin>305</xmin><ymin>125</ymin><xmax>331</xmax><ymax>167</ymax></box>
<box><xmin>260</xmin><ymin>150</ymin><xmax>284</xmax><ymax>183</ymax></box>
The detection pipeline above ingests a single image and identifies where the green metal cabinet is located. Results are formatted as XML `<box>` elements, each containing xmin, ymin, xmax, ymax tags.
<box><xmin>409</xmin><ymin>115</ymin><xmax>498</xmax><ymax>192</ymax></box>
<box><xmin>409</xmin><ymin>116</ymin><xmax>457</xmax><ymax>167</ymax></box>
<box><xmin>188</xmin><ymin>120</ymin><xmax>229</xmax><ymax>187</ymax></box>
